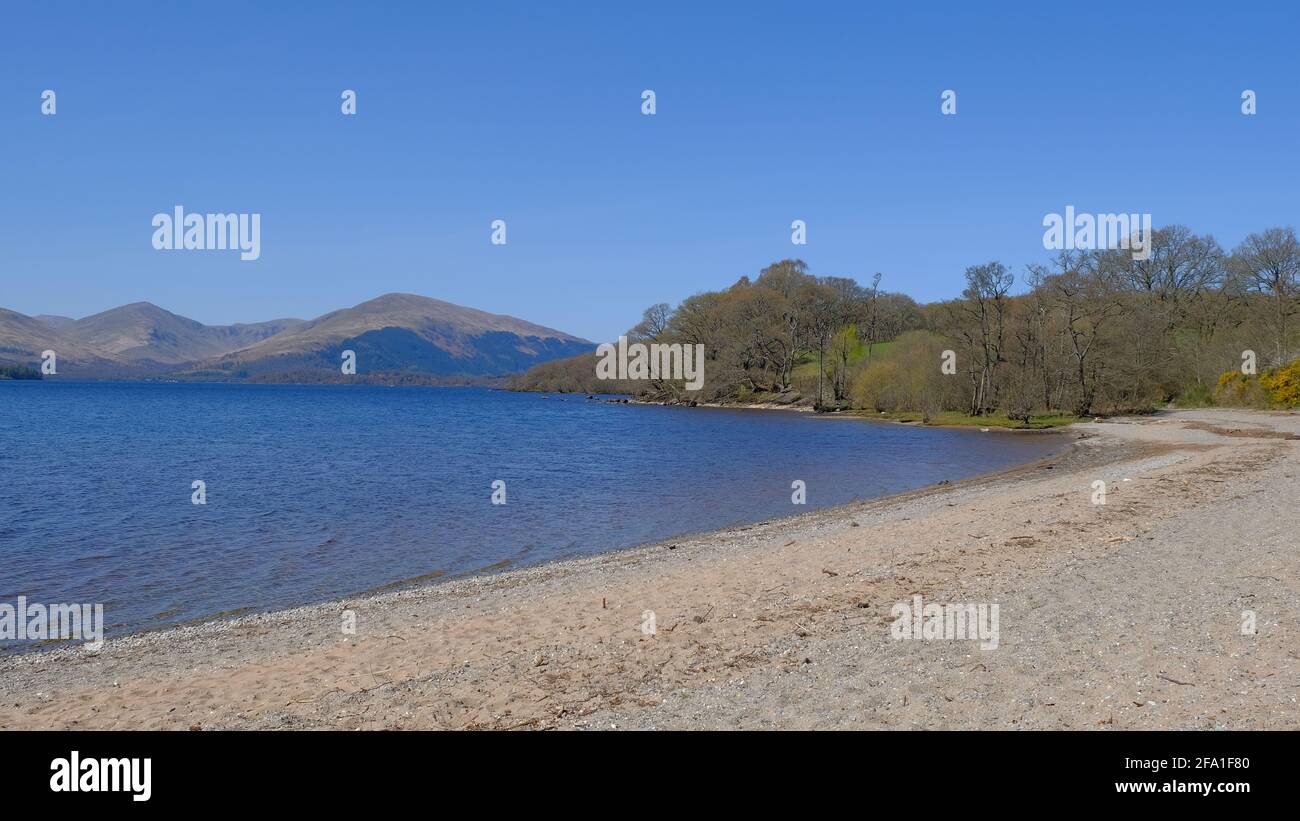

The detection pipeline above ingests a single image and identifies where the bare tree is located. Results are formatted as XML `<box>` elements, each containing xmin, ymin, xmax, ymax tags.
<box><xmin>800</xmin><ymin>281</ymin><xmax>843</xmax><ymax>409</ymax></box>
<box><xmin>517</xmin><ymin>224</ymin><xmax>1300</xmax><ymax>413</ymax></box>
<box><xmin>958</xmin><ymin>261</ymin><xmax>1015</xmax><ymax>415</ymax></box>
<box><xmin>1043</xmin><ymin>254</ymin><xmax>1123</xmax><ymax>416</ymax></box>
<box><xmin>1233</xmin><ymin>227</ymin><xmax>1300</xmax><ymax>365</ymax></box>
<box><xmin>629</xmin><ymin>303</ymin><xmax>672</xmax><ymax>342</ymax></box>
<box><xmin>756</xmin><ymin>260</ymin><xmax>815</xmax><ymax>389</ymax></box>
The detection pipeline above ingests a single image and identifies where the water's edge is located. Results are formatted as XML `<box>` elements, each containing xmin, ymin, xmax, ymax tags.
<box><xmin>2</xmin><ymin>417</ymin><xmax>1078</xmax><ymax>657</ymax></box>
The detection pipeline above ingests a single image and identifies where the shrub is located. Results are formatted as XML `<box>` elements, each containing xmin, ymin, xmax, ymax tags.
<box><xmin>1261</xmin><ymin>359</ymin><xmax>1300</xmax><ymax>407</ymax></box>
<box><xmin>848</xmin><ymin>330</ymin><xmax>957</xmax><ymax>415</ymax></box>
<box><xmin>1214</xmin><ymin>359</ymin><xmax>1300</xmax><ymax>408</ymax></box>
<box><xmin>1214</xmin><ymin>370</ymin><xmax>1267</xmax><ymax>407</ymax></box>
<box><xmin>851</xmin><ymin>359</ymin><xmax>905</xmax><ymax>411</ymax></box>
<box><xmin>1174</xmin><ymin>382</ymin><xmax>1215</xmax><ymax>408</ymax></box>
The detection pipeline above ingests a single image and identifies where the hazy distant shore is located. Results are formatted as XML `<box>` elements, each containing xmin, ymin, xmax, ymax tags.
<box><xmin>2</xmin><ymin>409</ymin><xmax>1296</xmax><ymax>730</ymax></box>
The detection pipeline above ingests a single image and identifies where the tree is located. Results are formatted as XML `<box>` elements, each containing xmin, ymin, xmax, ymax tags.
<box><xmin>1041</xmin><ymin>254</ymin><xmax>1123</xmax><ymax>417</ymax></box>
<box><xmin>513</xmin><ymin>222</ymin><xmax>1300</xmax><ymax>417</ymax></box>
<box><xmin>756</xmin><ymin>260</ymin><xmax>816</xmax><ymax>390</ymax></box>
<box><xmin>628</xmin><ymin>303</ymin><xmax>672</xmax><ymax>342</ymax></box>
<box><xmin>957</xmin><ymin>261</ymin><xmax>1015</xmax><ymax>416</ymax></box>
<box><xmin>722</xmin><ymin>285</ymin><xmax>793</xmax><ymax>393</ymax></box>
<box><xmin>1233</xmin><ymin>227</ymin><xmax>1300</xmax><ymax>366</ymax></box>
<box><xmin>820</xmin><ymin>275</ymin><xmax>872</xmax><ymax>401</ymax></box>
<box><xmin>799</xmin><ymin>280</ymin><xmax>843</xmax><ymax>409</ymax></box>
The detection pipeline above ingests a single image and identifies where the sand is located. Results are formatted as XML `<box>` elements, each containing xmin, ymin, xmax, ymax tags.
<box><xmin>1</xmin><ymin>408</ymin><xmax>1296</xmax><ymax>730</ymax></box>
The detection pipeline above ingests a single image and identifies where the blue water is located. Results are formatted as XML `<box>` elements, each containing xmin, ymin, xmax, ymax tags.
<box><xmin>0</xmin><ymin>382</ymin><xmax>1064</xmax><ymax>640</ymax></box>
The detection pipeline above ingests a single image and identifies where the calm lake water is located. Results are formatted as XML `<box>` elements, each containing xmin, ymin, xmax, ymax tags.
<box><xmin>0</xmin><ymin>382</ymin><xmax>1065</xmax><ymax>641</ymax></box>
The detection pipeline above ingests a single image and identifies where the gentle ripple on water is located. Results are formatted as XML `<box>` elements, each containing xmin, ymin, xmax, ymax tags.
<box><xmin>0</xmin><ymin>381</ymin><xmax>1065</xmax><ymax>640</ymax></box>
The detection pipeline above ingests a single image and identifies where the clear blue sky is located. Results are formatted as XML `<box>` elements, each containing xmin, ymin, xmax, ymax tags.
<box><xmin>2</xmin><ymin>1</ymin><xmax>1297</xmax><ymax>342</ymax></box>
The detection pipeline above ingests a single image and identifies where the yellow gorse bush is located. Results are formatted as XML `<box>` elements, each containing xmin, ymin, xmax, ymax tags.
<box><xmin>1215</xmin><ymin>358</ymin><xmax>1300</xmax><ymax>408</ymax></box>
<box><xmin>1260</xmin><ymin>359</ymin><xmax>1300</xmax><ymax>406</ymax></box>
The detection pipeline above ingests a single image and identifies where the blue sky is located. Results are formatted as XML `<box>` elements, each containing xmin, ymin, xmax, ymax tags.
<box><xmin>2</xmin><ymin>1</ymin><xmax>1298</xmax><ymax>342</ymax></box>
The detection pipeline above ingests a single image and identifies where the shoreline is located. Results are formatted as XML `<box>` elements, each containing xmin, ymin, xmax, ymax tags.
<box><xmin>624</xmin><ymin>394</ymin><xmax>1081</xmax><ymax>432</ymax></box>
<box><xmin>2</xmin><ymin>384</ymin><xmax>1065</xmax><ymax>658</ymax></box>
<box><xmin>1</xmin><ymin>420</ymin><xmax>1078</xmax><ymax>659</ymax></box>
<box><xmin>2</xmin><ymin>409</ymin><xmax>1296</xmax><ymax>729</ymax></box>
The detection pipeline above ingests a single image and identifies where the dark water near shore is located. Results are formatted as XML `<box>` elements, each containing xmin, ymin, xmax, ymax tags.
<box><xmin>0</xmin><ymin>382</ymin><xmax>1064</xmax><ymax>641</ymax></box>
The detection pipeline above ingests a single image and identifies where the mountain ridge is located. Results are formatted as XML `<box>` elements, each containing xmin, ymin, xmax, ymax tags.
<box><xmin>0</xmin><ymin>294</ymin><xmax>594</xmax><ymax>382</ymax></box>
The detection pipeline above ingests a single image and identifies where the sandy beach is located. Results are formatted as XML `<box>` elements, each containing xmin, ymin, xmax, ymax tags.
<box><xmin>2</xmin><ymin>408</ymin><xmax>1296</xmax><ymax>730</ymax></box>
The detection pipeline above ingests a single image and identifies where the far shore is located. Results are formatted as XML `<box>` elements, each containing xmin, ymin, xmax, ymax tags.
<box><xmin>625</xmin><ymin>394</ymin><xmax>1080</xmax><ymax>432</ymax></box>
<box><xmin>2</xmin><ymin>409</ymin><xmax>1296</xmax><ymax>730</ymax></box>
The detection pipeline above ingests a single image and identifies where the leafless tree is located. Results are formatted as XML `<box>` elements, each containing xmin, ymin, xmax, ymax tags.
<box><xmin>1233</xmin><ymin>227</ymin><xmax>1300</xmax><ymax>365</ymax></box>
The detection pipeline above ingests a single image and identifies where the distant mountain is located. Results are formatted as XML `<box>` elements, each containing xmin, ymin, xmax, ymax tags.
<box><xmin>0</xmin><ymin>308</ymin><xmax>122</xmax><ymax>376</ymax></box>
<box><xmin>188</xmin><ymin>293</ymin><xmax>595</xmax><ymax>381</ymax></box>
<box><xmin>0</xmin><ymin>294</ymin><xmax>594</xmax><ymax>383</ymax></box>
<box><xmin>0</xmin><ymin>308</ymin><xmax>68</xmax><ymax>356</ymax></box>
<box><xmin>33</xmin><ymin>314</ymin><xmax>77</xmax><ymax>331</ymax></box>
<box><xmin>63</xmin><ymin>302</ymin><xmax>304</xmax><ymax>366</ymax></box>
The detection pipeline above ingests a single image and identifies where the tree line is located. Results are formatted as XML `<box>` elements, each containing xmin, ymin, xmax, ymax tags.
<box><xmin>0</xmin><ymin>365</ymin><xmax>42</xmax><ymax>380</ymax></box>
<box><xmin>511</xmin><ymin>224</ymin><xmax>1300</xmax><ymax>419</ymax></box>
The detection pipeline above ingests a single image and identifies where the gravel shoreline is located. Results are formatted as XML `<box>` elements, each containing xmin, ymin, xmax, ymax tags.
<box><xmin>3</xmin><ymin>409</ymin><xmax>1296</xmax><ymax>730</ymax></box>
